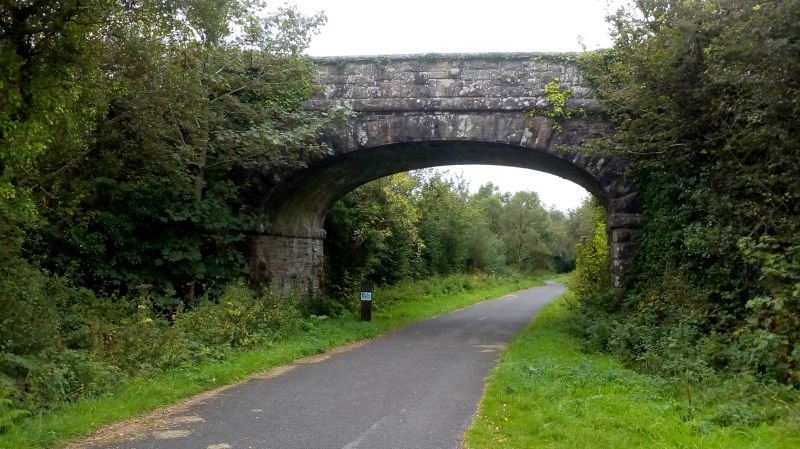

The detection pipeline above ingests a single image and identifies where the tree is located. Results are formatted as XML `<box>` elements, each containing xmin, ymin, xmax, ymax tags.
<box><xmin>579</xmin><ymin>0</ymin><xmax>800</xmax><ymax>383</ymax></box>
<box><xmin>325</xmin><ymin>173</ymin><xmax>423</xmax><ymax>293</ymax></box>
<box><xmin>498</xmin><ymin>191</ymin><xmax>554</xmax><ymax>271</ymax></box>
<box><xmin>28</xmin><ymin>2</ymin><xmax>336</xmax><ymax>298</ymax></box>
<box><xmin>568</xmin><ymin>200</ymin><xmax>609</xmax><ymax>299</ymax></box>
<box><xmin>548</xmin><ymin>198</ymin><xmax>603</xmax><ymax>272</ymax></box>
<box><xmin>0</xmin><ymin>1</ymin><xmax>112</xmax><ymax>397</ymax></box>
<box><xmin>0</xmin><ymin>0</ymin><xmax>108</xmax><ymax>274</ymax></box>
<box><xmin>413</xmin><ymin>171</ymin><xmax>475</xmax><ymax>275</ymax></box>
<box><xmin>464</xmin><ymin>183</ymin><xmax>507</xmax><ymax>272</ymax></box>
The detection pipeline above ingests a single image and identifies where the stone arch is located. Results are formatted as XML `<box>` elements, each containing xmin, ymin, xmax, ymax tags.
<box><xmin>247</xmin><ymin>54</ymin><xmax>641</xmax><ymax>296</ymax></box>
<box><xmin>249</xmin><ymin>116</ymin><xmax>640</xmax><ymax>296</ymax></box>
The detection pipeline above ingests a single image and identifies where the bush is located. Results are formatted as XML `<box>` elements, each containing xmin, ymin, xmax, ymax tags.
<box><xmin>0</xmin><ymin>278</ymin><xmax>309</xmax><ymax>431</ymax></box>
<box><xmin>567</xmin><ymin>202</ymin><xmax>610</xmax><ymax>300</ymax></box>
<box><xmin>577</xmin><ymin>0</ymin><xmax>800</xmax><ymax>387</ymax></box>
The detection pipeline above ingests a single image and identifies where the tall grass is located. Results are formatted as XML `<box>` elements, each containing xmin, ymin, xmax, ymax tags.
<box><xmin>464</xmin><ymin>292</ymin><xmax>800</xmax><ymax>449</ymax></box>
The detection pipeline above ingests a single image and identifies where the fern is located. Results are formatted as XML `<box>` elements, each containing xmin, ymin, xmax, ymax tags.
<box><xmin>0</xmin><ymin>397</ymin><xmax>29</xmax><ymax>432</ymax></box>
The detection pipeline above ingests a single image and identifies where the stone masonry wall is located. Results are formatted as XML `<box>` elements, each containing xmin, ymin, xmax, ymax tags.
<box><xmin>250</xmin><ymin>54</ymin><xmax>641</xmax><ymax>296</ymax></box>
<box><xmin>306</xmin><ymin>53</ymin><xmax>600</xmax><ymax>114</ymax></box>
<box><xmin>249</xmin><ymin>235</ymin><xmax>324</xmax><ymax>297</ymax></box>
<box><xmin>608</xmin><ymin>213</ymin><xmax>642</xmax><ymax>292</ymax></box>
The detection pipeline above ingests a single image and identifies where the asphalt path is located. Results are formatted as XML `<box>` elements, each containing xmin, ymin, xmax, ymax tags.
<box><xmin>88</xmin><ymin>281</ymin><xmax>564</xmax><ymax>449</ymax></box>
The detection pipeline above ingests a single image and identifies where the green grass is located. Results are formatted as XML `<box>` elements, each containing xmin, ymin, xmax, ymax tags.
<box><xmin>464</xmin><ymin>293</ymin><xmax>800</xmax><ymax>449</ymax></box>
<box><xmin>0</xmin><ymin>272</ymin><xmax>548</xmax><ymax>449</ymax></box>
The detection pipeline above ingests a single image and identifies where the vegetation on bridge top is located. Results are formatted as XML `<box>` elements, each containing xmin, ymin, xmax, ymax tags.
<box><xmin>312</xmin><ymin>51</ymin><xmax>581</xmax><ymax>64</ymax></box>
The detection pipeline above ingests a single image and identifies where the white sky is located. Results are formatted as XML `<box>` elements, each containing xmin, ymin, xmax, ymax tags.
<box><xmin>284</xmin><ymin>0</ymin><xmax>623</xmax><ymax>211</ymax></box>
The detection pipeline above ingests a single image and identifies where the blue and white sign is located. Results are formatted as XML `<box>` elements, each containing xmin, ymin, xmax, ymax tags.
<box><xmin>360</xmin><ymin>291</ymin><xmax>372</xmax><ymax>301</ymax></box>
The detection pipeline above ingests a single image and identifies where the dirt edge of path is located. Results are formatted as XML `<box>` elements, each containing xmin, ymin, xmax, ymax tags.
<box><xmin>60</xmin><ymin>340</ymin><xmax>369</xmax><ymax>449</ymax></box>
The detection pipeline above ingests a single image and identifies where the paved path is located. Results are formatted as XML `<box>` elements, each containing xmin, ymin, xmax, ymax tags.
<box><xmin>88</xmin><ymin>281</ymin><xmax>564</xmax><ymax>449</ymax></box>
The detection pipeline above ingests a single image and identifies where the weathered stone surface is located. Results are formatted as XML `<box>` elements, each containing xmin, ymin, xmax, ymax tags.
<box><xmin>249</xmin><ymin>235</ymin><xmax>324</xmax><ymax>297</ymax></box>
<box><xmin>608</xmin><ymin>213</ymin><xmax>643</xmax><ymax>228</ymax></box>
<box><xmin>248</xmin><ymin>53</ymin><xmax>641</xmax><ymax>296</ymax></box>
<box><xmin>611</xmin><ymin>242</ymin><xmax>639</xmax><ymax>260</ymax></box>
<box><xmin>611</xmin><ymin>228</ymin><xmax>640</xmax><ymax>244</ymax></box>
<box><xmin>307</xmin><ymin>53</ymin><xmax>601</xmax><ymax>113</ymax></box>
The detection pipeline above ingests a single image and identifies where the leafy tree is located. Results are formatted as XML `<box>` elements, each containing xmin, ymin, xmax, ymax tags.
<box><xmin>325</xmin><ymin>173</ymin><xmax>423</xmax><ymax>294</ymax></box>
<box><xmin>465</xmin><ymin>183</ymin><xmax>508</xmax><ymax>271</ymax></box>
<box><xmin>470</xmin><ymin>182</ymin><xmax>506</xmax><ymax>233</ymax></box>
<box><xmin>29</xmin><ymin>2</ymin><xmax>335</xmax><ymax>298</ymax></box>
<box><xmin>548</xmin><ymin>198</ymin><xmax>603</xmax><ymax>272</ymax></box>
<box><xmin>498</xmin><ymin>191</ymin><xmax>554</xmax><ymax>271</ymax></box>
<box><xmin>0</xmin><ymin>0</ymin><xmax>108</xmax><ymax>291</ymax></box>
<box><xmin>579</xmin><ymin>0</ymin><xmax>800</xmax><ymax>384</ymax></box>
<box><xmin>568</xmin><ymin>200</ymin><xmax>610</xmax><ymax>299</ymax></box>
<box><xmin>413</xmin><ymin>171</ymin><xmax>475</xmax><ymax>275</ymax></box>
<box><xmin>328</xmin><ymin>170</ymin><xmax>579</xmax><ymax>284</ymax></box>
<box><xmin>0</xmin><ymin>0</ymin><xmax>340</xmax><ymax>423</ymax></box>
<box><xmin>1</xmin><ymin>1</ymin><xmax>111</xmax><ymax>408</ymax></box>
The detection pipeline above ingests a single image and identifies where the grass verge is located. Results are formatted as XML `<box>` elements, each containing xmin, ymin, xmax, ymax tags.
<box><xmin>464</xmin><ymin>292</ymin><xmax>800</xmax><ymax>449</ymax></box>
<box><xmin>1</xmin><ymin>272</ymin><xmax>548</xmax><ymax>449</ymax></box>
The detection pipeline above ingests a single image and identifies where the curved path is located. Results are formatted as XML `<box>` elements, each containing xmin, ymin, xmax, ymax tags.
<box><xmin>88</xmin><ymin>281</ymin><xmax>564</xmax><ymax>449</ymax></box>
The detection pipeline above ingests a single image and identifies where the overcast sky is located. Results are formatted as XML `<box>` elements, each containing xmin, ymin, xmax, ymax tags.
<box><xmin>283</xmin><ymin>0</ymin><xmax>623</xmax><ymax>211</ymax></box>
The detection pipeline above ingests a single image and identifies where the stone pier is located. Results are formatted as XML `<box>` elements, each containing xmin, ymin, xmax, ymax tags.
<box><xmin>608</xmin><ymin>213</ymin><xmax>642</xmax><ymax>293</ymax></box>
<box><xmin>248</xmin><ymin>234</ymin><xmax>324</xmax><ymax>297</ymax></box>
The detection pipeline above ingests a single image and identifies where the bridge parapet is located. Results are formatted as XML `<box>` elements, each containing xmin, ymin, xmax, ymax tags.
<box><xmin>306</xmin><ymin>53</ymin><xmax>600</xmax><ymax>113</ymax></box>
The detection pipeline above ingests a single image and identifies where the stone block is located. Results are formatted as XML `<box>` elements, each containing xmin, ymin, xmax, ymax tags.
<box><xmin>611</xmin><ymin>227</ymin><xmax>640</xmax><ymax>244</ymax></box>
<box><xmin>466</xmin><ymin>59</ymin><xmax>498</xmax><ymax>70</ymax></box>
<box><xmin>608</xmin><ymin>213</ymin><xmax>643</xmax><ymax>228</ymax></box>
<box><xmin>455</xmin><ymin>114</ymin><xmax>484</xmax><ymax>139</ymax></box>
<box><xmin>248</xmin><ymin>234</ymin><xmax>324</xmax><ymax>297</ymax></box>
<box><xmin>611</xmin><ymin>242</ymin><xmax>639</xmax><ymax>259</ymax></box>
<box><xmin>611</xmin><ymin>193</ymin><xmax>641</xmax><ymax>214</ymax></box>
<box><xmin>460</xmin><ymin>68</ymin><xmax>496</xmax><ymax>81</ymax></box>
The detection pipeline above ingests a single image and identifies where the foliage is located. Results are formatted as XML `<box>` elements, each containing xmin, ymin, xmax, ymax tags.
<box><xmin>410</xmin><ymin>171</ymin><xmax>585</xmax><ymax>276</ymax></box>
<box><xmin>324</xmin><ymin>170</ymin><xmax>594</xmax><ymax>307</ymax></box>
<box><xmin>411</xmin><ymin>171</ymin><xmax>473</xmax><ymax>274</ymax></box>
<box><xmin>0</xmin><ymin>0</ymin><xmax>336</xmax><ymax>298</ymax></box>
<box><xmin>525</xmin><ymin>74</ymin><xmax>588</xmax><ymax>131</ymax></box>
<box><xmin>538</xmin><ymin>77</ymin><xmax>574</xmax><ymax>130</ymax></box>
<box><xmin>0</xmin><ymin>5</ymin><xmax>111</xmax><ymax>409</ymax></box>
<box><xmin>0</xmin><ymin>0</ymin><xmax>342</xmax><ymax>436</ymax></box>
<box><xmin>550</xmin><ymin>198</ymin><xmax>598</xmax><ymax>272</ymax></box>
<box><xmin>498</xmin><ymin>191</ymin><xmax>554</xmax><ymax>271</ymax></box>
<box><xmin>0</xmin><ymin>0</ymin><xmax>106</xmax><ymax>222</ymax></box>
<box><xmin>325</xmin><ymin>173</ymin><xmax>424</xmax><ymax>296</ymax></box>
<box><xmin>27</xmin><ymin>2</ymin><xmax>334</xmax><ymax>298</ymax></box>
<box><xmin>568</xmin><ymin>199</ymin><xmax>610</xmax><ymax>299</ymax></box>
<box><xmin>576</xmin><ymin>0</ymin><xmax>800</xmax><ymax>385</ymax></box>
<box><xmin>0</xmin><ymin>278</ymin><xmax>308</xmax><ymax>415</ymax></box>
<box><xmin>466</xmin><ymin>183</ymin><xmax>508</xmax><ymax>270</ymax></box>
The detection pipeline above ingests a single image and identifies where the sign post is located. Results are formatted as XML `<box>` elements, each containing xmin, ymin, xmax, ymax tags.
<box><xmin>360</xmin><ymin>282</ymin><xmax>372</xmax><ymax>322</ymax></box>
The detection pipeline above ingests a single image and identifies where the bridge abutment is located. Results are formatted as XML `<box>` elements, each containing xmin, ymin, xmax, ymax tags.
<box><xmin>608</xmin><ymin>213</ymin><xmax>642</xmax><ymax>292</ymax></box>
<box><xmin>248</xmin><ymin>234</ymin><xmax>324</xmax><ymax>297</ymax></box>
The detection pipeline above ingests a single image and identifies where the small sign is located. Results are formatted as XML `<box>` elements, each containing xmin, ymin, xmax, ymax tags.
<box><xmin>360</xmin><ymin>282</ymin><xmax>373</xmax><ymax>321</ymax></box>
<box><xmin>360</xmin><ymin>282</ymin><xmax>372</xmax><ymax>301</ymax></box>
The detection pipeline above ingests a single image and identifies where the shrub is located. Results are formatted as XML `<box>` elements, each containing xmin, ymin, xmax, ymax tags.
<box><xmin>0</xmin><ymin>278</ymin><xmax>310</xmax><ymax>431</ymax></box>
<box><xmin>567</xmin><ymin>202</ymin><xmax>609</xmax><ymax>300</ymax></box>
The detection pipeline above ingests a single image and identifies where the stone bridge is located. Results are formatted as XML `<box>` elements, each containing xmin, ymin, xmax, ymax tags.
<box><xmin>247</xmin><ymin>53</ymin><xmax>641</xmax><ymax>296</ymax></box>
